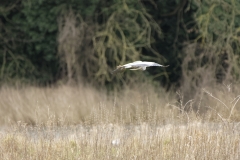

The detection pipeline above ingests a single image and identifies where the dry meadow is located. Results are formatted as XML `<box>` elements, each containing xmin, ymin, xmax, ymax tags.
<box><xmin>0</xmin><ymin>83</ymin><xmax>240</xmax><ymax>159</ymax></box>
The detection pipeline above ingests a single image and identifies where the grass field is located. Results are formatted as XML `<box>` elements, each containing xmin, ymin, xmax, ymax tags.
<box><xmin>0</xmin><ymin>84</ymin><xmax>240</xmax><ymax>159</ymax></box>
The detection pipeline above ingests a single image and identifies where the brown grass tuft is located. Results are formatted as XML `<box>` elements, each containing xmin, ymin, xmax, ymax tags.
<box><xmin>0</xmin><ymin>83</ymin><xmax>240</xmax><ymax>159</ymax></box>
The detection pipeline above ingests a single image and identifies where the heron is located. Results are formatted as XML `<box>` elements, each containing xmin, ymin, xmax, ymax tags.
<box><xmin>112</xmin><ymin>61</ymin><xmax>169</xmax><ymax>74</ymax></box>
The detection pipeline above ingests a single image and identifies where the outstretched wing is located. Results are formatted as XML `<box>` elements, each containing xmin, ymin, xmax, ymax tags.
<box><xmin>148</xmin><ymin>62</ymin><xmax>169</xmax><ymax>67</ymax></box>
<box><xmin>130</xmin><ymin>61</ymin><xmax>169</xmax><ymax>68</ymax></box>
<box><xmin>111</xmin><ymin>61</ymin><xmax>169</xmax><ymax>74</ymax></box>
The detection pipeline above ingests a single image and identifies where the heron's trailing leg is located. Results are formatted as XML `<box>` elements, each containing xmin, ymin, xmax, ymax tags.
<box><xmin>129</xmin><ymin>67</ymin><xmax>144</xmax><ymax>70</ymax></box>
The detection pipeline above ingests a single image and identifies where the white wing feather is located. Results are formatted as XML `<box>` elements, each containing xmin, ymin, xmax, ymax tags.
<box><xmin>112</xmin><ymin>61</ymin><xmax>169</xmax><ymax>74</ymax></box>
<box><xmin>126</xmin><ymin>61</ymin><xmax>168</xmax><ymax>68</ymax></box>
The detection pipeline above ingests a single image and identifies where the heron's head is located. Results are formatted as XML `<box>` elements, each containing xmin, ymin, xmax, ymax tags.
<box><xmin>111</xmin><ymin>65</ymin><xmax>125</xmax><ymax>74</ymax></box>
<box><xmin>117</xmin><ymin>65</ymin><xmax>125</xmax><ymax>70</ymax></box>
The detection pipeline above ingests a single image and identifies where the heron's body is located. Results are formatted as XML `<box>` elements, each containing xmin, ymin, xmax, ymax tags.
<box><xmin>112</xmin><ymin>61</ymin><xmax>169</xmax><ymax>74</ymax></box>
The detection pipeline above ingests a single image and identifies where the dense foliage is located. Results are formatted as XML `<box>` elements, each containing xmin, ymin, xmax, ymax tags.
<box><xmin>0</xmin><ymin>0</ymin><xmax>240</xmax><ymax>91</ymax></box>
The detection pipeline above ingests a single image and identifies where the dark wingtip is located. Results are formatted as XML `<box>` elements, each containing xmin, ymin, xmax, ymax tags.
<box><xmin>162</xmin><ymin>65</ymin><xmax>169</xmax><ymax>67</ymax></box>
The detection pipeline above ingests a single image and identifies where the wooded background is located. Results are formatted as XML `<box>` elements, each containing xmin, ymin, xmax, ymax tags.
<box><xmin>1</xmin><ymin>0</ymin><xmax>240</xmax><ymax>92</ymax></box>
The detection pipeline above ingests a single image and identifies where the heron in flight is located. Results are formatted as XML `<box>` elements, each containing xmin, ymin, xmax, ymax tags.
<box><xmin>112</xmin><ymin>61</ymin><xmax>169</xmax><ymax>74</ymax></box>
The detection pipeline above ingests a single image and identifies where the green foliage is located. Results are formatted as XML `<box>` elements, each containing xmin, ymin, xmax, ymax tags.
<box><xmin>193</xmin><ymin>0</ymin><xmax>240</xmax><ymax>82</ymax></box>
<box><xmin>0</xmin><ymin>0</ymin><xmax>99</xmax><ymax>84</ymax></box>
<box><xmin>92</xmin><ymin>0</ymin><xmax>164</xmax><ymax>88</ymax></box>
<box><xmin>1</xmin><ymin>0</ymin><xmax>240</xmax><ymax>92</ymax></box>
<box><xmin>0</xmin><ymin>0</ymin><xmax>198</xmax><ymax>88</ymax></box>
<box><xmin>179</xmin><ymin>0</ymin><xmax>240</xmax><ymax>106</ymax></box>
<box><xmin>141</xmin><ymin>0</ymin><xmax>196</xmax><ymax>89</ymax></box>
<box><xmin>56</xmin><ymin>0</ymin><xmax>168</xmax><ymax>89</ymax></box>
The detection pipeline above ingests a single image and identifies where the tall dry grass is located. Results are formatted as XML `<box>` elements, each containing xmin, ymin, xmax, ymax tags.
<box><xmin>1</xmin><ymin>122</ymin><xmax>240</xmax><ymax>160</ymax></box>
<box><xmin>0</xmin><ymin>83</ymin><xmax>240</xmax><ymax>159</ymax></box>
<box><xmin>0</xmin><ymin>83</ymin><xmax>174</xmax><ymax>125</ymax></box>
